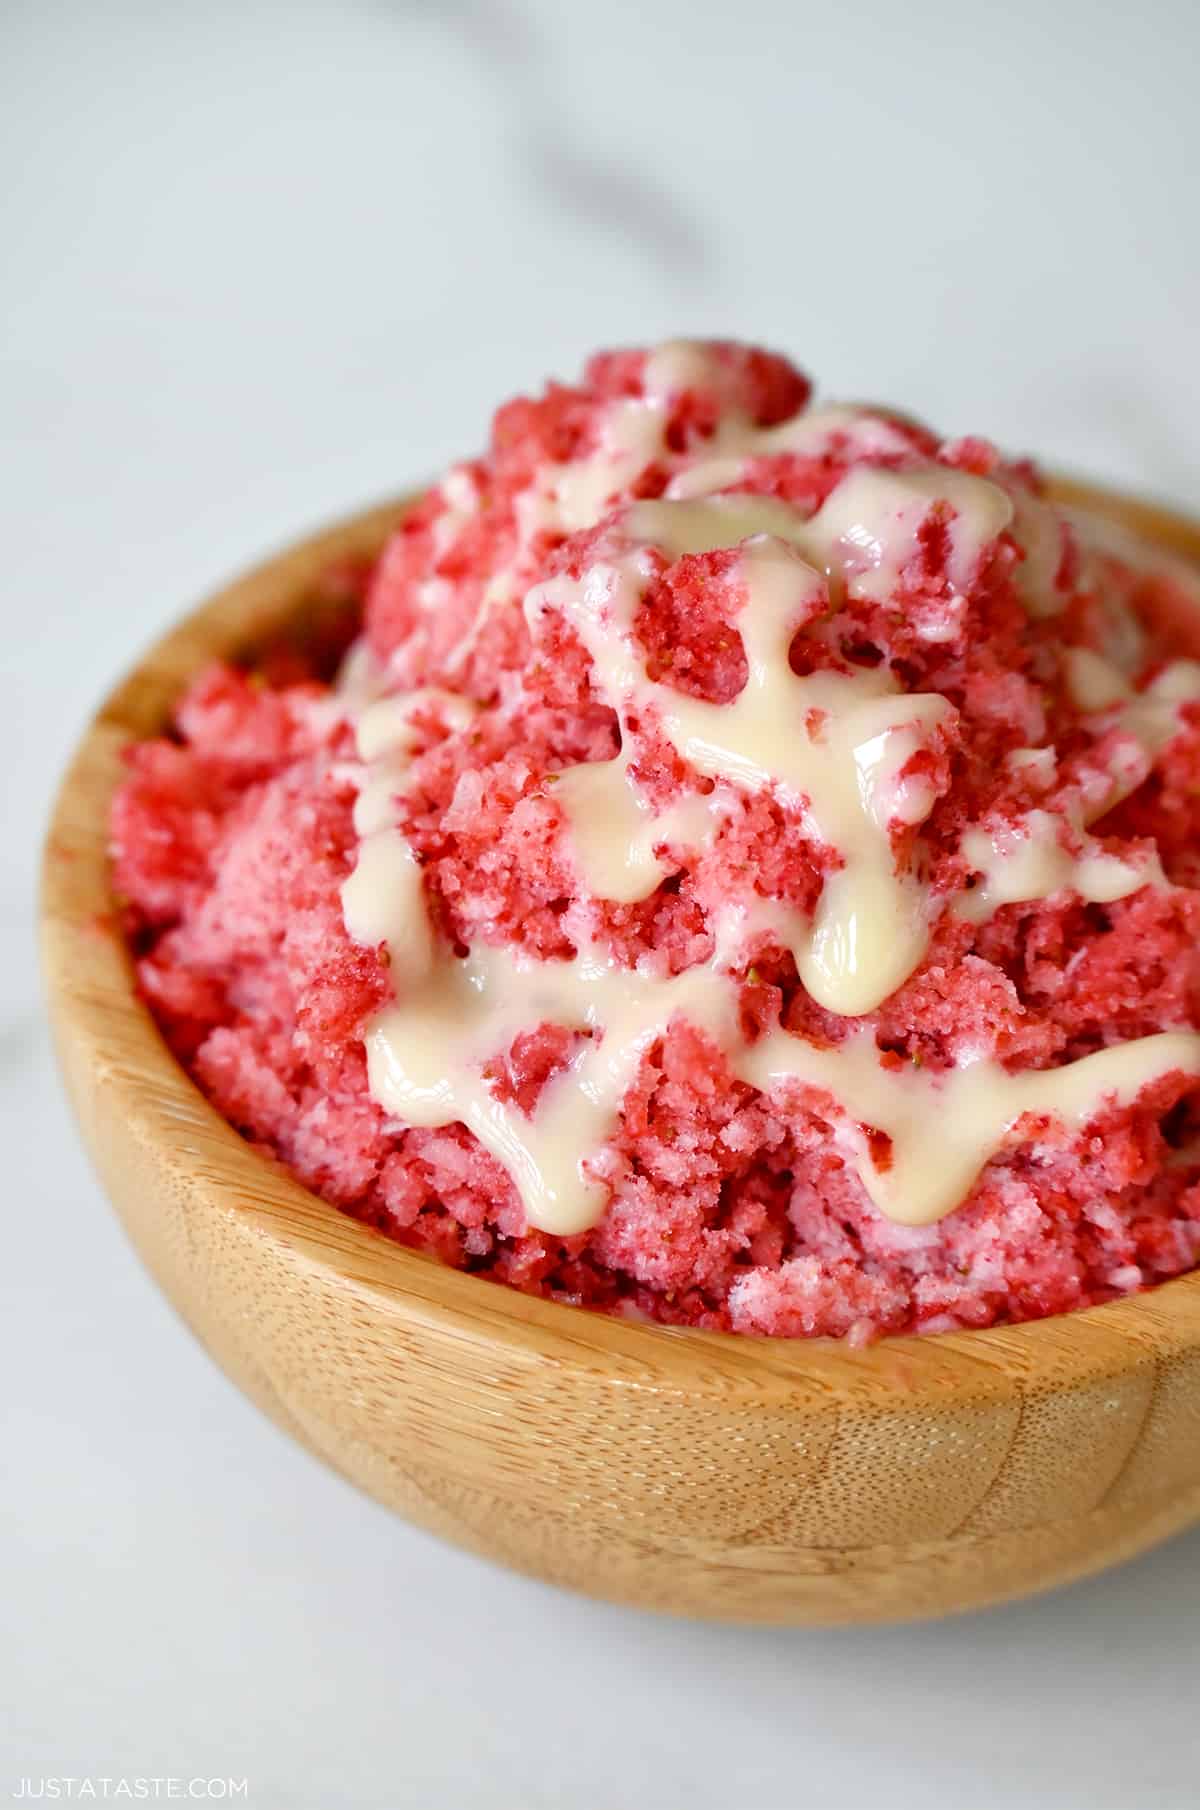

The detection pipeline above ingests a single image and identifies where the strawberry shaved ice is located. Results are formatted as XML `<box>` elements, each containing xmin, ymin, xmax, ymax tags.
<box><xmin>112</xmin><ymin>339</ymin><xmax>1200</xmax><ymax>1340</ymax></box>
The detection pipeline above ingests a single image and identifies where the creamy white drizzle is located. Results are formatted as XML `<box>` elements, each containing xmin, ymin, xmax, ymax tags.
<box><xmin>549</xmin><ymin>751</ymin><xmax>719</xmax><ymax>904</ymax></box>
<box><xmin>1065</xmin><ymin>647</ymin><xmax>1133</xmax><ymax>713</ymax></box>
<box><xmin>366</xmin><ymin>938</ymin><xmax>738</xmax><ymax>1235</ymax></box>
<box><xmin>532</xmin><ymin>489</ymin><xmax>967</xmax><ymax>1014</ymax></box>
<box><xmin>807</xmin><ymin>465</ymin><xmax>1013</xmax><ymax>603</ymax></box>
<box><xmin>956</xmin><ymin>810</ymin><xmax>1161</xmax><ymax>922</ymax></box>
<box><xmin>338</xmin><ymin>341</ymin><xmax>1200</xmax><ymax>1240</ymax></box>
<box><xmin>543</xmin><ymin>342</ymin><xmax>704</xmax><ymax>532</ymax></box>
<box><xmin>1066</xmin><ymin>652</ymin><xmax>1200</xmax><ymax>823</ymax></box>
<box><xmin>437</xmin><ymin>339</ymin><xmax>711</xmax><ymax>665</ymax></box>
<box><xmin>664</xmin><ymin>404</ymin><xmax>924</xmax><ymax>502</ymax></box>
<box><xmin>341</xmin><ymin>835</ymin><xmax>433</xmax><ymax>976</ymax></box>
<box><xmin>340</xmin><ymin>688</ymin><xmax>478</xmax><ymax>933</ymax></box>
<box><xmin>951</xmin><ymin>650</ymin><xmax>1200</xmax><ymax>920</ymax></box>
<box><xmin>363</xmin><ymin>923</ymin><xmax>1200</xmax><ymax>1235</ymax></box>
<box><xmin>740</xmin><ymin>1026</ymin><xmax>1200</xmax><ymax>1227</ymax></box>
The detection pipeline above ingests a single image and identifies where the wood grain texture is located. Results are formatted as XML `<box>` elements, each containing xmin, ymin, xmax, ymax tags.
<box><xmin>40</xmin><ymin>483</ymin><xmax>1200</xmax><ymax>1625</ymax></box>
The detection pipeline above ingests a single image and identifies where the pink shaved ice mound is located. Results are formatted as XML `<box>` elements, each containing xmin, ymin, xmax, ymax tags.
<box><xmin>111</xmin><ymin>340</ymin><xmax>1200</xmax><ymax>1340</ymax></box>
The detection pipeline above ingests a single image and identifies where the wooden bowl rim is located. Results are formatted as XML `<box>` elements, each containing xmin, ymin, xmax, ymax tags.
<box><xmin>40</xmin><ymin>477</ymin><xmax>1200</xmax><ymax>1410</ymax></box>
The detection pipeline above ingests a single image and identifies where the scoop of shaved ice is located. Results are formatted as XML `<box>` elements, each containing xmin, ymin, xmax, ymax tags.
<box><xmin>111</xmin><ymin>340</ymin><xmax>1200</xmax><ymax>1339</ymax></box>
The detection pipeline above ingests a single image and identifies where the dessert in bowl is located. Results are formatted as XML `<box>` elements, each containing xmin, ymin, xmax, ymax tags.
<box><xmin>42</xmin><ymin>341</ymin><xmax>1200</xmax><ymax>1623</ymax></box>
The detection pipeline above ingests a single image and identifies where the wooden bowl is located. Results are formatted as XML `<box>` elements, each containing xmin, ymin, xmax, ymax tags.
<box><xmin>40</xmin><ymin>480</ymin><xmax>1200</xmax><ymax>1626</ymax></box>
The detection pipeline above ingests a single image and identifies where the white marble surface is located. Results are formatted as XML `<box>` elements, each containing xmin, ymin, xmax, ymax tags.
<box><xmin>5</xmin><ymin>2</ymin><xmax>1200</xmax><ymax>1805</ymax></box>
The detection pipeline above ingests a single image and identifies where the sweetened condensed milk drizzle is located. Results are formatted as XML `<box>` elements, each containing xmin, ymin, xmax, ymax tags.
<box><xmin>338</xmin><ymin>342</ymin><xmax>1200</xmax><ymax>1239</ymax></box>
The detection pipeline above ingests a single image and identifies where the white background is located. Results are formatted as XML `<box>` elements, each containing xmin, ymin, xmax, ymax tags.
<box><xmin>5</xmin><ymin>2</ymin><xmax>1200</xmax><ymax>1805</ymax></box>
